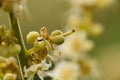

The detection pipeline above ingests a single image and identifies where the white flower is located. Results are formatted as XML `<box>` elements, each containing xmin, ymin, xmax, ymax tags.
<box><xmin>3</xmin><ymin>73</ymin><xmax>16</xmax><ymax>80</ymax></box>
<box><xmin>79</xmin><ymin>59</ymin><xmax>100</xmax><ymax>80</ymax></box>
<box><xmin>53</xmin><ymin>61</ymin><xmax>79</xmax><ymax>80</ymax></box>
<box><xmin>24</xmin><ymin>60</ymin><xmax>59</xmax><ymax>80</ymax></box>
<box><xmin>58</xmin><ymin>31</ymin><xmax>94</xmax><ymax>59</ymax></box>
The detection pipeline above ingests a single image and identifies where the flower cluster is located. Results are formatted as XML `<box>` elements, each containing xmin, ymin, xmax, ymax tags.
<box><xmin>54</xmin><ymin>0</ymin><xmax>116</xmax><ymax>80</ymax></box>
<box><xmin>0</xmin><ymin>0</ymin><xmax>76</xmax><ymax>79</ymax></box>
<box><xmin>0</xmin><ymin>25</ymin><xmax>21</xmax><ymax>58</ymax></box>
<box><xmin>25</xmin><ymin>27</ymin><xmax>75</xmax><ymax>80</ymax></box>
<box><xmin>0</xmin><ymin>0</ymin><xmax>117</xmax><ymax>80</ymax></box>
<box><xmin>0</xmin><ymin>25</ymin><xmax>21</xmax><ymax>79</ymax></box>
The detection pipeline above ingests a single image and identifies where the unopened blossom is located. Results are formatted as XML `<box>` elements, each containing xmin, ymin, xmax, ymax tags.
<box><xmin>0</xmin><ymin>0</ymin><xmax>31</xmax><ymax>19</ymax></box>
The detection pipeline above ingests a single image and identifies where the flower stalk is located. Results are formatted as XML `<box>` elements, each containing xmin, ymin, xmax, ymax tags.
<box><xmin>9</xmin><ymin>12</ymin><xmax>27</xmax><ymax>80</ymax></box>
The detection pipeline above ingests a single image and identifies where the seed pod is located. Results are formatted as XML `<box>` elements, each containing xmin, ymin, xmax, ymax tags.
<box><xmin>27</xmin><ymin>31</ymin><xmax>39</xmax><ymax>43</ymax></box>
<box><xmin>9</xmin><ymin>44</ymin><xmax>21</xmax><ymax>55</ymax></box>
<box><xmin>34</xmin><ymin>40</ymin><xmax>46</xmax><ymax>50</ymax></box>
<box><xmin>51</xmin><ymin>30</ymin><xmax>63</xmax><ymax>36</ymax></box>
<box><xmin>3</xmin><ymin>73</ymin><xmax>16</xmax><ymax>80</ymax></box>
<box><xmin>51</xmin><ymin>35</ymin><xmax>65</xmax><ymax>45</ymax></box>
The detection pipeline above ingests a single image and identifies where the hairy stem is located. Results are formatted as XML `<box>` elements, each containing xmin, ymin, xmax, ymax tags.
<box><xmin>9</xmin><ymin>12</ymin><xmax>27</xmax><ymax>80</ymax></box>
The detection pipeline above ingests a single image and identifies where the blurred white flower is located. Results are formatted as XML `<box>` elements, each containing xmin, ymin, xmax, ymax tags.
<box><xmin>58</xmin><ymin>31</ymin><xmax>94</xmax><ymax>59</ymax></box>
<box><xmin>96</xmin><ymin>0</ymin><xmax>116</xmax><ymax>8</ymax></box>
<box><xmin>53</xmin><ymin>61</ymin><xmax>79</xmax><ymax>80</ymax></box>
<box><xmin>89</xmin><ymin>23</ymin><xmax>104</xmax><ymax>36</ymax></box>
<box><xmin>78</xmin><ymin>59</ymin><xmax>100</xmax><ymax>80</ymax></box>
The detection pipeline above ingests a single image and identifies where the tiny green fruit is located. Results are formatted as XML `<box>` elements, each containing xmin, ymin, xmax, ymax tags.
<box><xmin>34</xmin><ymin>40</ymin><xmax>46</xmax><ymax>50</ymax></box>
<box><xmin>9</xmin><ymin>44</ymin><xmax>21</xmax><ymax>55</ymax></box>
<box><xmin>27</xmin><ymin>31</ymin><xmax>39</xmax><ymax>43</ymax></box>
<box><xmin>51</xmin><ymin>30</ymin><xmax>63</xmax><ymax>36</ymax></box>
<box><xmin>51</xmin><ymin>35</ymin><xmax>65</xmax><ymax>45</ymax></box>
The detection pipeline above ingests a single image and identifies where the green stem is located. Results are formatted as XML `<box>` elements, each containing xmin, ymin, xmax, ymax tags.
<box><xmin>9</xmin><ymin>12</ymin><xmax>28</xmax><ymax>80</ymax></box>
<box><xmin>62</xmin><ymin>29</ymin><xmax>75</xmax><ymax>37</ymax></box>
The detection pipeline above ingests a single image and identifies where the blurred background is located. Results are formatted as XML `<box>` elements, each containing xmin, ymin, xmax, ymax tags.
<box><xmin>0</xmin><ymin>0</ymin><xmax>120</xmax><ymax>80</ymax></box>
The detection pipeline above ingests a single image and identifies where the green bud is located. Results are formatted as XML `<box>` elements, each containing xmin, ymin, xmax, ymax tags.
<box><xmin>14</xmin><ymin>5</ymin><xmax>23</xmax><ymax>16</ymax></box>
<box><xmin>2</xmin><ymin>0</ymin><xmax>14</xmax><ymax>13</ymax></box>
<box><xmin>34</xmin><ymin>40</ymin><xmax>46</xmax><ymax>50</ymax></box>
<box><xmin>0</xmin><ymin>45</ymin><xmax>11</xmax><ymax>58</ymax></box>
<box><xmin>0</xmin><ymin>25</ymin><xmax>6</xmax><ymax>32</ymax></box>
<box><xmin>9</xmin><ymin>44</ymin><xmax>21</xmax><ymax>55</ymax></box>
<box><xmin>3</xmin><ymin>73</ymin><xmax>16</xmax><ymax>80</ymax></box>
<box><xmin>51</xmin><ymin>30</ymin><xmax>63</xmax><ymax>36</ymax></box>
<box><xmin>27</xmin><ymin>31</ymin><xmax>39</xmax><ymax>43</ymax></box>
<box><xmin>51</xmin><ymin>35</ymin><xmax>65</xmax><ymax>45</ymax></box>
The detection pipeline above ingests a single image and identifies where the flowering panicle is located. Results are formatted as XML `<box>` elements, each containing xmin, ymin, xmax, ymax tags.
<box><xmin>0</xmin><ymin>0</ymin><xmax>75</xmax><ymax>79</ymax></box>
<box><xmin>0</xmin><ymin>26</ymin><xmax>21</xmax><ymax>80</ymax></box>
<box><xmin>0</xmin><ymin>0</ymin><xmax>117</xmax><ymax>80</ymax></box>
<box><xmin>25</xmin><ymin>26</ymin><xmax>75</xmax><ymax>80</ymax></box>
<box><xmin>55</xmin><ymin>0</ymin><xmax>116</xmax><ymax>80</ymax></box>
